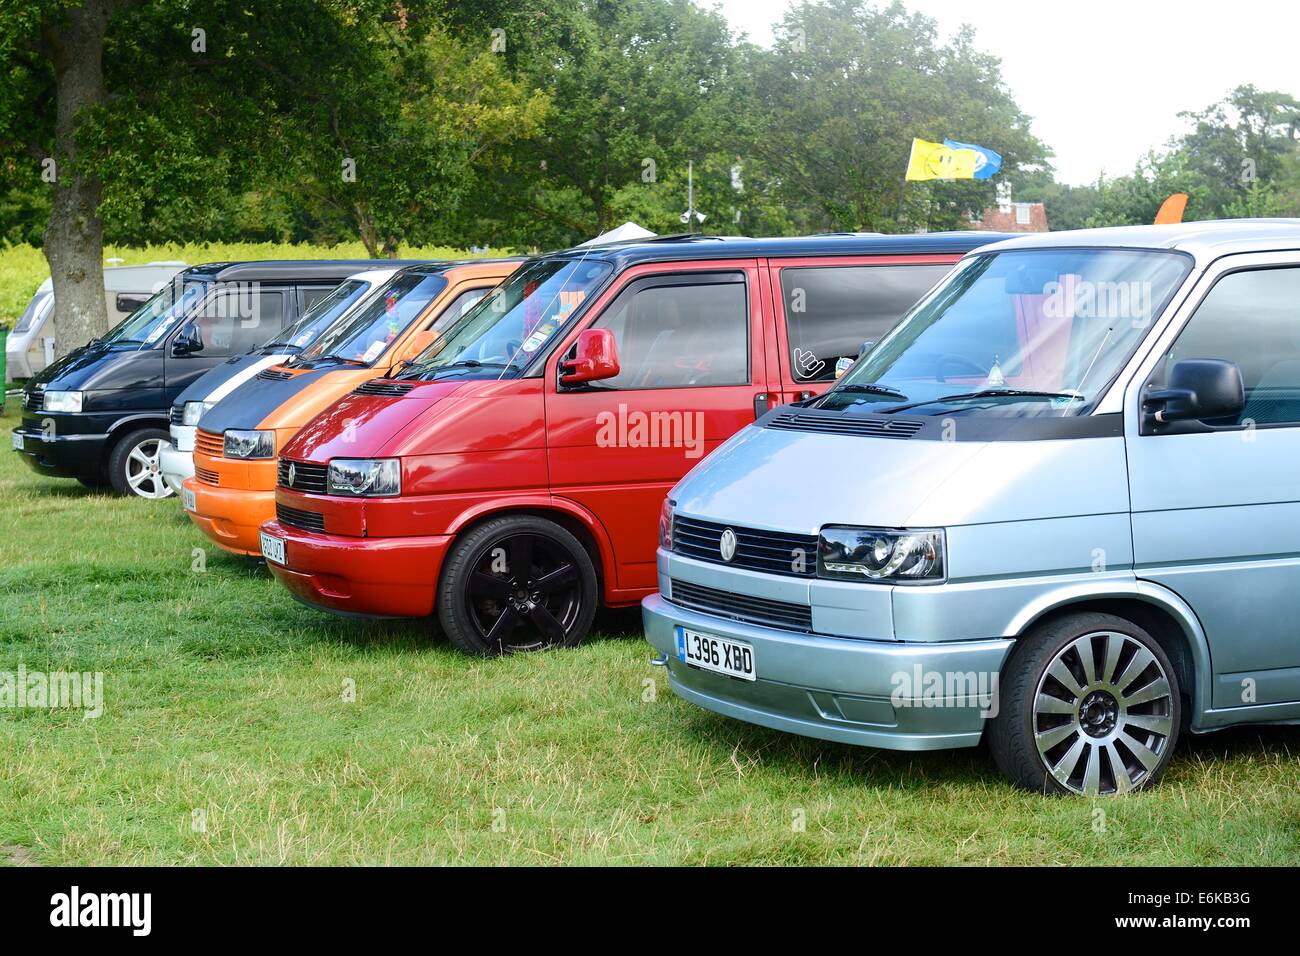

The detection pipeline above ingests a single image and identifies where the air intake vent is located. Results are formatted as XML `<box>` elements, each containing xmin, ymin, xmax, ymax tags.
<box><xmin>668</xmin><ymin>579</ymin><xmax>814</xmax><ymax>633</ymax></box>
<box><xmin>354</xmin><ymin>379</ymin><xmax>416</xmax><ymax>397</ymax></box>
<box><xmin>256</xmin><ymin>368</ymin><xmax>293</xmax><ymax>382</ymax></box>
<box><xmin>23</xmin><ymin>389</ymin><xmax>44</xmax><ymax>413</ymax></box>
<box><xmin>276</xmin><ymin>503</ymin><xmax>326</xmax><ymax>533</ymax></box>
<box><xmin>765</xmin><ymin>407</ymin><xmax>923</xmax><ymax>439</ymax></box>
<box><xmin>169</xmin><ymin>405</ymin><xmax>185</xmax><ymax>426</ymax></box>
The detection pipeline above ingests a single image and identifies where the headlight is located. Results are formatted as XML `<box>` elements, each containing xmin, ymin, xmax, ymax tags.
<box><xmin>817</xmin><ymin>526</ymin><xmax>945</xmax><ymax>583</ymax></box>
<box><xmin>327</xmin><ymin>458</ymin><xmax>401</xmax><ymax>497</ymax></box>
<box><xmin>659</xmin><ymin>497</ymin><xmax>675</xmax><ymax>550</ymax></box>
<box><xmin>182</xmin><ymin>400</ymin><xmax>215</xmax><ymax>426</ymax></box>
<box><xmin>223</xmin><ymin>429</ymin><xmax>275</xmax><ymax>459</ymax></box>
<box><xmin>43</xmin><ymin>390</ymin><xmax>83</xmax><ymax>413</ymax></box>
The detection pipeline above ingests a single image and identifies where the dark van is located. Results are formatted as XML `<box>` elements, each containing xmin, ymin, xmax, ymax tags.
<box><xmin>12</xmin><ymin>260</ymin><xmax>421</xmax><ymax>498</ymax></box>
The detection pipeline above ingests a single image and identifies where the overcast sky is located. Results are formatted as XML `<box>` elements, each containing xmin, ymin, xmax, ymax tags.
<box><xmin>710</xmin><ymin>0</ymin><xmax>1299</xmax><ymax>185</ymax></box>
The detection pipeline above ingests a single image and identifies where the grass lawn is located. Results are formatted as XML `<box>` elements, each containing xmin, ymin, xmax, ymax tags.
<box><xmin>0</xmin><ymin>395</ymin><xmax>1296</xmax><ymax>865</ymax></box>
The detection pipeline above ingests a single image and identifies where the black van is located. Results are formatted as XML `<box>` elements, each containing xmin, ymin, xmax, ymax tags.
<box><xmin>12</xmin><ymin>260</ymin><xmax>424</xmax><ymax>498</ymax></box>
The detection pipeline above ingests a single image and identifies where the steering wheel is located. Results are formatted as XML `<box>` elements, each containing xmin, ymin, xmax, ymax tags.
<box><xmin>936</xmin><ymin>354</ymin><xmax>989</xmax><ymax>384</ymax></box>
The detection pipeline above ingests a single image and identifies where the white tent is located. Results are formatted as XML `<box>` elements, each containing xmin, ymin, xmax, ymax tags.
<box><xmin>577</xmin><ymin>222</ymin><xmax>656</xmax><ymax>247</ymax></box>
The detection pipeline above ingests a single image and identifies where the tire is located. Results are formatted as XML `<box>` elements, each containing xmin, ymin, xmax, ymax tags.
<box><xmin>988</xmin><ymin>611</ymin><xmax>1181</xmax><ymax>796</ymax></box>
<box><xmin>437</xmin><ymin>515</ymin><xmax>598</xmax><ymax>656</ymax></box>
<box><xmin>107</xmin><ymin>427</ymin><xmax>175</xmax><ymax>499</ymax></box>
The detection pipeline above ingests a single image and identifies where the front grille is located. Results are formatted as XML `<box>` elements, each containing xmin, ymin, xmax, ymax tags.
<box><xmin>278</xmin><ymin>458</ymin><xmax>328</xmax><ymax>493</ymax></box>
<box><xmin>24</xmin><ymin>390</ymin><xmax>43</xmax><ymax>412</ymax></box>
<box><xmin>277</xmin><ymin>502</ymin><xmax>326</xmax><ymax>533</ymax></box>
<box><xmin>354</xmin><ymin>379</ymin><xmax>415</xmax><ymax>397</ymax></box>
<box><xmin>195</xmin><ymin>429</ymin><xmax>224</xmax><ymax>458</ymax></box>
<box><xmin>766</xmin><ymin>407</ymin><xmax>923</xmax><ymax>439</ymax></box>
<box><xmin>256</xmin><ymin>368</ymin><xmax>293</xmax><ymax>382</ymax></box>
<box><xmin>169</xmin><ymin>405</ymin><xmax>185</xmax><ymax>426</ymax></box>
<box><xmin>673</xmin><ymin>515</ymin><xmax>817</xmax><ymax>578</ymax></box>
<box><xmin>195</xmin><ymin>466</ymin><xmax>220</xmax><ymax>487</ymax></box>
<box><xmin>668</xmin><ymin>579</ymin><xmax>814</xmax><ymax>633</ymax></box>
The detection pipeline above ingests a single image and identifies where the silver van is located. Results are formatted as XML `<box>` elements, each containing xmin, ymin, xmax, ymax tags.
<box><xmin>644</xmin><ymin>220</ymin><xmax>1300</xmax><ymax>796</ymax></box>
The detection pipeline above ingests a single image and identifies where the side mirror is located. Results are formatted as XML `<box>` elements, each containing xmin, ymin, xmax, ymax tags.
<box><xmin>171</xmin><ymin>324</ymin><xmax>204</xmax><ymax>356</ymax></box>
<box><xmin>560</xmin><ymin>328</ymin><xmax>620</xmax><ymax>386</ymax></box>
<box><xmin>1144</xmin><ymin>358</ymin><xmax>1244</xmax><ymax>428</ymax></box>
<box><xmin>116</xmin><ymin>293</ymin><xmax>150</xmax><ymax>314</ymax></box>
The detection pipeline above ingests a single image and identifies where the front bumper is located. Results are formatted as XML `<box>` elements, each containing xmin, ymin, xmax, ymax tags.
<box><xmin>643</xmin><ymin>593</ymin><xmax>1013</xmax><ymax>751</ymax></box>
<box><xmin>11</xmin><ymin>421</ymin><xmax>108</xmax><ymax>481</ymax></box>
<box><xmin>261</xmin><ymin>518</ymin><xmax>453</xmax><ymax>618</ymax></box>
<box><xmin>183</xmin><ymin>477</ymin><xmax>274</xmax><ymax>556</ymax></box>
<box><xmin>159</xmin><ymin>441</ymin><xmax>193</xmax><ymax>496</ymax></box>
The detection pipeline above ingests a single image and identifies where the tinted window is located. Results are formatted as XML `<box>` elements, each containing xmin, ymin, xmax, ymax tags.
<box><xmin>781</xmin><ymin>264</ymin><xmax>951</xmax><ymax>382</ymax></box>
<box><xmin>300</xmin><ymin>271</ymin><xmax>448</xmax><ymax>366</ymax></box>
<box><xmin>299</xmin><ymin>285</ymin><xmax>335</xmax><ymax>312</ymax></box>
<box><xmin>13</xmin><ymin>291</ymin><xmax>52</xmax><ymax>334</ymax></box>
<box><xmin>190</xmin><ymin>288</ymin><xmax>285</xmax><ymax>357</ymax></box>
<box><xmin>592</xmin><ymin>278</ymin><xmax>748</xmax><ymax>389</ymax></box>
<box><xmin>430</xmin><ymin>286</ymin><xmax>492</xmax><ymax>335</ymax></box>
<box><xmin>270</xmin><ymin>279</ymin><xmax>370</xmax><ymax>350</ymax></box>
<box><xmin>1168</xmin><ymin>267</ymin><xmax>1300</xmax><ymax>425</ymax></box>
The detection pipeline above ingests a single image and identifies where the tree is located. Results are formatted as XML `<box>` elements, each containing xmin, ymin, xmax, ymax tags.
<box><xmin>743</xmin><ymin>0</ymin><xmax>1049</xmax><ymax>233</ymax></box>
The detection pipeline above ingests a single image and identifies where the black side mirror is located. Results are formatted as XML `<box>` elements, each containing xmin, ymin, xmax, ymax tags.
<box><xmin>171</xmin><ymin>324</ymin><xmax>204</xmax><ymax>356</ymax></box>
<box><xmin>1144</xmin><ymin>358</ymin><xmax>1244</xmax><ymax>430</ymax></box>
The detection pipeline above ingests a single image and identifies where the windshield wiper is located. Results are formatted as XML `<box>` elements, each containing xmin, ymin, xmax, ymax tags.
<box><xmin>403</xmin><ymin>358</ymin><xmax>511</xmax><ymax>379</ymax></box>
<box><xmin>881</xmin><ymin>388</ymin><xmax>1082</xmax><ymax>414</ymax></box>
<box><xmin>311</xmin><ymin>354</ymin><xmax>366</xmax><ymax>366</ymax></box>
<box><xmin>833</xmin><ymin>383</ymin><xmax>907</xmax><ymax>398</ymax></box>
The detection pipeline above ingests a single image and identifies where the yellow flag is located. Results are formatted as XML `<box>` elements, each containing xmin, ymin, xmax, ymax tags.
<box><xmin>905</xmin><ymin>138</ymin><xmax>980</xmax><ymax>182</ymax></box>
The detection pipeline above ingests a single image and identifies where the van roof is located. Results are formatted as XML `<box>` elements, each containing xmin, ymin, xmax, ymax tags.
<box><xmin>977</xmin><ymin>219</ymin><xmax>1300</xmax><ymax>264</ymax></box>
<box><xmin>179</xmin><ymin>260</ymin><xmax>438</xmax><ymax>283</ymax></box>
<box><xmin>549</xmin><ymin>231</ymin><xmax>1014</xmax><ymax>269</ymax></box>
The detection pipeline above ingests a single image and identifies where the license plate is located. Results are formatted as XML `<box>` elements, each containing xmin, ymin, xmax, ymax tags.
<box><xmin>260</xmin><ymin>531</ymin><xmax>286</xmax><ymax>565</ymax></box>
<box><xmin>11</xmin><ymin>432</ymin><xmax>22</xmax><ymax>451</ymax></box>
<box><xmin>676</xmin><ymin>626</ymin><xmax>756</xmax><ymax>681</ymax></box>
<box><xmin>182</xmin><ymin>486</ymin><xmax>196</xmax><ymax>511</ymax></box>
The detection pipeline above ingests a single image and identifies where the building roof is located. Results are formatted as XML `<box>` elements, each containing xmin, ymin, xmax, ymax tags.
<box><xmin>549</xmin><ymin>231</ymin><xmax>1015</xmax><ymax>269</ymax></box>
<box><xmin>979</xmin><ymin>219</ymin><xmax>1300</xmax><ymax>264</ymax></box>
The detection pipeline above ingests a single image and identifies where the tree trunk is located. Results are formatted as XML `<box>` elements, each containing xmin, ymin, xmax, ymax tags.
<box><xmin>353</xmin><ymin>201</ymin><xmax>381</xmax><ymax>257</ymax></box>
<box><xmin>42</xmin><ymin>0</ymin><xmax>114</xmax><ymax>359</ymax></box>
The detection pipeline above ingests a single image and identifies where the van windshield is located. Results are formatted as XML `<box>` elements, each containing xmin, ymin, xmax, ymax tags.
<box><xmin>400</xmin><ymin>257</ymin><xmax>612</xmax><ymax>381</ymax></box>
<box><xmin>262</xmin><ymin>279</ymin><xmax>371</xmax><ymax>353</ymax></box>
<box><xmin>99</xmin><ymin>278</ymin><xmax>207</xmax><ymax>348</ymax></box>
<box><xmin>294</xmin><ymin>271</ymin><xmax>448</xmax><ymax>367</ymax></box>
<box><xmin>821</xmin><ymin>248</ymin><xmax>1191</xmax><ymax>417</ymax></box>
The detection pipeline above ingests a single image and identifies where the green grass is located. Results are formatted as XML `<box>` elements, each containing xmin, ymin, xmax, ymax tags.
<box><xmin>0</xmin><ymin>396</ymin><xmax>1297</xmax><ymax>865</ymax></box>
<box><xmin>0</xmin><ymin>241</ymin><xmax>484</xmax><ymax>326</ymax></box>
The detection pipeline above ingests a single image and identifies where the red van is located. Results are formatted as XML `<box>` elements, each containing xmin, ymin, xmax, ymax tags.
<box><xmin>261</xmin><ymin>233</ymin><xmax>1004</xmax><ymax>653</ymax></box>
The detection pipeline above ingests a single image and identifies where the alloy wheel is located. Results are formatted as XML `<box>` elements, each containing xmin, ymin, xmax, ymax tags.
<box><xmin>464</xmin><ymin>532</ymin><xmax>583</xmax><ymax>652</ymax></box>
<box><xmin>1032</xmin><ymin>631</ymin><xmax>1175</xmax><ymax>795</ymax></box>
<box><xmin>124</xmin><ymin>438</ymin><xmax>173</xmax><ymax>499</ymax></box>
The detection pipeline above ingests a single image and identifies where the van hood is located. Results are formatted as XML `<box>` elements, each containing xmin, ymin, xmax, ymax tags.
<box><xmin>282</xmin><ymin>379</ymin><xmax>471</xmax><ymax>460</ymax></box>
<box><xmin>28</xmin><ymin>341</ymin><xmax>151</xmax><ymax>392</ymax></box>
<box><xmin>172</xmin><ymin>352</ymin><xmax>290</xmax><ymax>410</ymax></box>
<box><xmin>670</xmin><ymin>421</ymin><xmax>1131</xmax><ymax>531</ymax></box>
<box><xmin>198</xmin><ymin>363</ymin><xmax>354</xmax><ymax>433</ymax></box>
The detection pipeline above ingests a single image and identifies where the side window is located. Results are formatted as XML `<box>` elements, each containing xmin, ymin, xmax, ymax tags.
<box><xmin>192</xmin><ymin>289</ymin><xmax>285</xmax><ymax>357</ymax></box>
<box><xmin>429</xmin><ymin>286</ymin><xmax>491</xmax><ymax>335</ymax></box>
<box><xmin>299</xmin><ymin>285</ymin><xmax>335</xmax><ymax>313</ymax></box>
<box><xmin>781</xmin><ymin>264</ymin><xmax>951</xmax><ymax>382</ymax></box>
<box><xmin>590</xmin><ymin>277</ymin><xmax>749</xmax><ymax>389</ymax></box>
<box><xmin>1165</xmin><ymin>267</ymin><xmax>1300</xmax><ymax>426</ymax></box>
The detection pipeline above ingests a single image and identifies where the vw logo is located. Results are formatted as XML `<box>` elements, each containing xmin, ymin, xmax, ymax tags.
<box><xmin>287</xmin><ymin>462</ymin><xmax>296</xmax><ymax>487</ymax></box>
<box><xmin>719</xmin><ymin>528</ymin><xmax>737</xmax><ymax>562</ymax></box>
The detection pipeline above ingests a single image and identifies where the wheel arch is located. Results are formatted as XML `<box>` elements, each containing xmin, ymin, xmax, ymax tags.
<box><xmin>444</xmin><ymin>496</ymin><xmax>618</xmax><ymax>600</ymax></box>
<box><xmin>1005</xmin><ymin>581</ymin><xmax>1213</xmax><ymax>729</ymax></box>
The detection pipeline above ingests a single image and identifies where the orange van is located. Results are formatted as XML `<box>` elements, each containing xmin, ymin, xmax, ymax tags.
<box><xmin>182</xmin><ymin>259</ymin><xmax>520</xmax><ymax>554</ymax></box>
